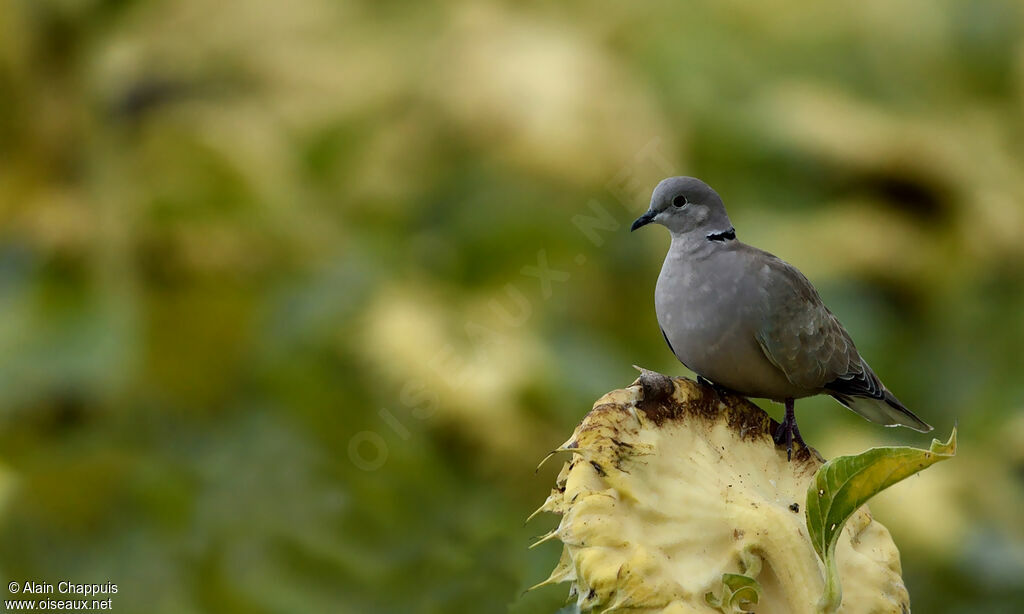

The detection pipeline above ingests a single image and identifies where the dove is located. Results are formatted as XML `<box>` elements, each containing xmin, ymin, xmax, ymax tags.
<box><xmin>631</xmin><ymin>176</ymin><xmax>932</xmax><ymax>459</ymax></box>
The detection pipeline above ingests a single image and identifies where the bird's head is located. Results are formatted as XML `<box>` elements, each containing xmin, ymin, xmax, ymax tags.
<box><xmin>631</xmin><ymin>176</ymin><xmax>734</xmax><ymax>239</ymax></box>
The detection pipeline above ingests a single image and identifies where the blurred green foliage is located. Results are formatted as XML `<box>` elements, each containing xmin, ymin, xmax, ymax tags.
<box><xmin>0</xmin><ymin>0</ymin><xmax>1023</xmax><ymax>612</ymax></box>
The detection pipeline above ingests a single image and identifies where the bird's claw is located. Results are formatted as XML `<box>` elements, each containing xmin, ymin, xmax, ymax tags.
<box><xmin>697</xmin><ymin>375</ymin><xmax>732</xmax><ymax>398</ymax></box>
<box><xmin>773</xmin><ymin>420</ymin><xmax>794</xmax><ymax>461</ymax></box>
<box><xmin>774</xmin><ymin>399</ymin><xmax>805</xmax><ymax>462</ymax></box>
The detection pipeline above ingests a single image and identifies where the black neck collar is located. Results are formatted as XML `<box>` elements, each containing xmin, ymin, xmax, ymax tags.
<box><xmin>706</xmin><ymin>228</ymin><xmax>736</xmax><ymax>242</ymax></box>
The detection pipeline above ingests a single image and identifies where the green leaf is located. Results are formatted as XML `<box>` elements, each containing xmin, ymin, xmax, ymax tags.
<box><xmin>805</xmin><ymin>427</ymin><xmax>957</xmax><ymax>612</ymax></box>
<box><xmin>705</xmin><ymin>573</ymin><xmax>761</xmax><ymax>613</ymax></box>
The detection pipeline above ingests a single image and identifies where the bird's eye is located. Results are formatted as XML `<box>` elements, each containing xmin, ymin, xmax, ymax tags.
<box><xmin>672</xmin><ymin>195</ymin><xmax>688</xmax><ymax>208</ymax></box>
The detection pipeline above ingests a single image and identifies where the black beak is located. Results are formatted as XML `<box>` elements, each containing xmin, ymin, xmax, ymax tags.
<box><xmin>630</xmin><ymin>210</ymin><xmax>656</xmax><ymax>232</ymax></box>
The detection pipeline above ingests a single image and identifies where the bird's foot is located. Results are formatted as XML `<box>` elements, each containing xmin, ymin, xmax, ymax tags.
<box><xmin>696</xmin><ymin>375</ymin><xmax>732</xmax><ymax>398</ymax></box>
<box><xmin>773</xmin><ymin>398</ymin><xmax>807</xmax><ymax>462</ymax></box>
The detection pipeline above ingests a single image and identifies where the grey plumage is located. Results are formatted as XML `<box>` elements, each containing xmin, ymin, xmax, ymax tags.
<box><xmin>633</xmin><ymin>177</ymin><xmax>931</xmax><ymax>439</ymax></box>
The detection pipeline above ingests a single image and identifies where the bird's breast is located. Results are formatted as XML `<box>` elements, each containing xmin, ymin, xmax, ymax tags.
<box><xmin>654</xmin><ymin>251</ymin><xmax>806</xmax><ymax>399</ymax></box>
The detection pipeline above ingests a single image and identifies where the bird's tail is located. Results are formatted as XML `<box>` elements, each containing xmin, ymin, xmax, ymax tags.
<box><xmin>830</xmin><ymin>391</ymin><xmax>933</xmax><ymax>432</ymax></box>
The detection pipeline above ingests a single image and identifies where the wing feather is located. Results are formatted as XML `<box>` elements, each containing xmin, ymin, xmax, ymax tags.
<box><xmin>752</xmin><ymin>255</ymin><xmax>860</xmax><ymax>390</ymax></box>
<box><xmin>749</xmin><ymin>249</ymin><xmax>932</xmax><ymax>431</ymax></box>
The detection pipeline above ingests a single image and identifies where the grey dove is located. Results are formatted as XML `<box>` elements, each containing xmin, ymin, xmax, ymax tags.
<box><xmin>631</xmin><ymin>176</ymin><xmax>932</xmax><ymax>459</ymax></box>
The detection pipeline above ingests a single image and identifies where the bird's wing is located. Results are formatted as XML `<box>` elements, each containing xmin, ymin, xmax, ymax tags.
<box><xmin>748</xmin><ymin>248</ymin><xmax>932</xmax><ymax>431</ymax></box>
<box><xmin>751</xmin><ymin>253</ymin><xmax>862</xmax><ymax>390</ymax></box>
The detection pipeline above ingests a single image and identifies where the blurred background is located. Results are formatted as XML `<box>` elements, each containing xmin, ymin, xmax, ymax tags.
<box><xmin>0</xmin><ymin>0</ymin><xmax>1023</xmax><ymax>612</ymax></box>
